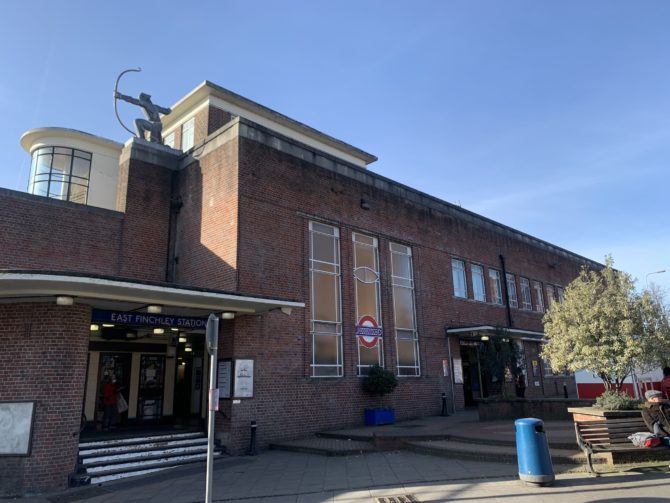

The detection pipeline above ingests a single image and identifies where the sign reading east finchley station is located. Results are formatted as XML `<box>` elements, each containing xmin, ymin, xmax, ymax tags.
<box><xmin>92</xmin><ymin>309</ymin><xmax>208</xmax><ymax>329</ymax></box>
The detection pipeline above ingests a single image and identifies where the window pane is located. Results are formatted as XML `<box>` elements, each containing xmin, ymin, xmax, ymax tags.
<box><xmin>506</xmin><ymin>274</ymin><xmax>518</xmax><ymax>308</ymax></box>
<box><xmin>356</xmin><ymin>281</ymin><xmax>378</xmax><ymax>319</ymax></box>
<box><xmin>391</xmin><ymin>252</ymin><xmax>411</xmax><ymax>280</ymax></box>
<box><xmin>312</xmin><ymin>232</ymin><xmax>336</xmax><ymax>264</ymax></box>
<box><xmin>393</xmin><ymin>286</ymin><xmax>415</xmax><ymax>329</ymax></box>
<box><xmin>489</xmin><ymin>270</ymin><xmax>502</xmax><ymax>304</ymax></box>
<box><xmin>182</xmin><ymin>118</ymin><xmax>195</xmax><ymax>150</ymax></box>
<box><xmin>314</xmin><ymin>334</ymin><xmax>338</xmax><ymax>364</ymax></box>
<box><xmin>312</xmin><ymin>272</ymin><xmax>338</xmax><ymax>322</ymax></box>
<box><xmin>359</xmin><ymin>344</ymin><xmax>381</xmax><ymax>366</ymax></box>
<box><xmin>33</xmin><ymin>180</ymin><xmax>48</xmax><ymax>197</ymax></box>
<box><xmin>36</xmin><ymin>153</ymin><xmax>52</xmax><ymax>176</ymax></box>
<box><xmin>52</xmin><ymin>153</ymin><xmax>71</xmax><ymax>175</ymax></box>
<box><xmin>397</xmin><ymin>339</ymin><xmax>417</xmax><ymax>366</ymax></box>
<box><xmin>354</xmin><ymin>242</ymin><xmax>376</xmax><ymax>269</ymax></box>
<box><xmin>452</xmin><ymin>259</ymin><xmax>467</xmax><ymax>298</ymax></box>
<box><xmin>71</xmin><ymin>156</ymin><xmax>91</xmax><ymax>179</ymax></box>
<box><xmin>69</xmin><ymin>183</ymin><xmax>88</xmax><ymax>204</ymax></box>
<box><xmin>472</xmin><ymin>265</ymin><xmax>486</xmax><ymax>302</ymax></box>
<box><xmin>520</xmin><ymin>278</ymin><xmax>532</xmax><ymax>310</ymax></box>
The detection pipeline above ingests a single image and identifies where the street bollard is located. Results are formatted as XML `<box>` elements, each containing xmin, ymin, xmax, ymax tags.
<box><xmin>248</xmin><ymin>420</ymin><xmax>258</xmax><ymax>456</ymax></box>
<box><xmin>563</xmin><ymin>382</ymin><xmax>568</xmax><ymax>399</ymax></box>
<box><xmin>515</xmin><ymin>418</ymin><xmax>554</xmax><ymax>485</ymax></box>
<box><xmin>441</xmin><ymin>392</ymin><xmax>449</xmax><ymax>416</ymax></box>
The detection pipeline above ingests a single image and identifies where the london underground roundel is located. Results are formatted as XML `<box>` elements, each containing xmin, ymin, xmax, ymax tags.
<box><xmin>356</xmin><ymin>315</ymin><xmax>383</xmax><ymax>349</ymax></box>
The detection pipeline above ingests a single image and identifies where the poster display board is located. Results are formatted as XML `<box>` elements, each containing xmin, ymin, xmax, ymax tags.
<box><xmin>217</xmin><ymin>360</ymin><xmax>232</xmax><ymax>399</ymax></box>
<box><xmin>453</xmin><ymin>357</ymin><xmax>464</xmax><ymax>384</ymax></box>
<box><xmin>233</xmin><ymin>359</ymin><xmax>254</xmax><ymax>398</ymax></box>
<box><xmin>0</xmin><ymin>401</ymin><xmax>35</xmax><ymax>456</ymax></box>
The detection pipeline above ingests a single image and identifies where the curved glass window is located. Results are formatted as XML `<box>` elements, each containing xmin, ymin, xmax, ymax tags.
<box><xmin>28</xmin><ymin>147</ymin><xmax>92</xmax><ymax>204</ymax></box>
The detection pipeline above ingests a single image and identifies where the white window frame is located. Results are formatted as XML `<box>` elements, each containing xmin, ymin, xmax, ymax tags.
<box><xmin>520</xmin><ymin>277</ymin><xmax>532</xmax><ymax>310</ymax></box>
<box><xmin>353</xmin><ymin>232</ymin><xmax>383</xmax><ymax>376</ymax></box>
<box><xmin>489</xmin><ymin>269</ymin><xmax>503</xmax><ymax>305</ymax></box>
<box><xmin>181</xmin><ymin>117</ymin><xmax>195</xmax><ymax>151</ymax></box>
<box><xmin>471</xmin><ymin>264</ymin><xmax>486</xmax><ymax>302</ymax></box>
<box><xmin>533</xmin><ymin>281</ymin><xmax>544</xmax><ymax>313</ymax></box>
<box><xmin>546</xmin><ymin>285</ymin><xmax>555</xmax><ymax>310</ymax></box>
<box><xmin>309</xmin><ymin>222</ymin><xmax>343</xmax><ymax>377</ymax></box>
<box><xmin>451</xmin><ymin>259</ymin><xmax>468</xmax><ymax>298</ymax></box>
<box><xmin>390</xmin><ymin>243</ymin><xmax>420</xmax><ymax>377</ymax></box>
<box><xmin>506</xmin><ymin>273</ymin><xmax>518</xmax><ymax>309</ymax></box>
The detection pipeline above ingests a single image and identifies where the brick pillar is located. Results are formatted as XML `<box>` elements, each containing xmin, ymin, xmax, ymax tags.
<box><xmin>116</xmin><ymin>138</ymin><xmax>180</xmax><ymax>282</ymax></box>
<box><xmin>0</xmin><ymin>303</ymin><xmax>91</xmax><ymax>496</ymax></box>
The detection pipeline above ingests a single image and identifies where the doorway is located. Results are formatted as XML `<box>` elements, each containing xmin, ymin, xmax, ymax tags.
<box><xmin>460</xmin><ymin>346</ymin><xmax>482</xmax><ymax>406</ymax></box>
<box><xmin>96</xmin><ymin>353</ymin><xmax>132</xmax><ymax>426</ymax></box>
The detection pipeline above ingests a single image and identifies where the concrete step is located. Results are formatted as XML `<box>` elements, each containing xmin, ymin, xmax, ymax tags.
<box><xmin>80</xmin><ymin>437</ymin><xmax>207</xmax><ymax>459</ymax></box>
<box><xmin>270</xmin><ymin>437</ymin><xmax>375</xmax><ymax>456</ymax></box>
<box><xmin>79</xmin><ymin>431</ymin><xmax>204</xmax><ymax>450</ymax></box>
<box><xmin>82</xmin><ymin>444</ymin><xmax>209</xmax><ymax>468</ymax></box>
<box><xmin>87</xmin><ymin>452</ymin><xmax>222</xmax><ymax>484</ymax></box>
<box><xmin>404</xmin><ymin>439</ymin><xmax>598</xmax><ymax>465</ymax></box>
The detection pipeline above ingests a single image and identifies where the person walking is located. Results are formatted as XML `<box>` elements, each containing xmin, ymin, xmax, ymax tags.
<box><xmin>101</xmin><ymin>375</ymin><xmax>118</xmax><ymax>431</ymax></box>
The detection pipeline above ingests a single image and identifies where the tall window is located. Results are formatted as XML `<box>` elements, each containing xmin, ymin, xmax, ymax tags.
<box><xmin>451</xmin><ymin>259</ymin><xmax>467</xmax><ymax>298</ymax></box>
<box><xmin>520</xmin><ymin>277</ymin><xmax>532</xmax><ymax>310</ymax></box>
<box><xmin>390</xmin><ymin>243</ymin><xmax>420</xmax><ymax>376</ymax></box>
<box><xmin>471</xmin><ymin>264</ymin><xmax>486</xmax><ymax>302</ymax></box>
<box><xmin>181</xmin><ymin>117</ymin><xmax>195</xmax><ymax>151</ymax></box>
<box><xmin>546</xmin><ymin>285</ymin><xmax>555</xmax><ymax>309</ymax></box>
<box><xmin>532</xmin><ymin>281</ymin><xmax>544</xmax><ymax>312</ymax></box>
<box><xmin>556</xmin><ymin>287</ymin><xmax>565</xmax><ymax>303</ymax></box>
<box><xmin>353</xmin><ymin>233</ymin><xmax>383</xmax><ymax>375</ymax></box>
<box><xmin>28</xmin><ymin>147</ymin><xmax>92</xmax><ymax>204</ymax></box>
<box><xmin>506</xmin><ymin>274</ymin><xmax>518</xmax><ymax>308</ymax></box>
<box><xmin>489</xmin><ymin>269</ymin><xmax>503</xmax><ymax>305</ymax></box>
<box><xmin>309</xmin><ymin>222</ymin><xmax>342</xmax><ymax>377</ymax></box>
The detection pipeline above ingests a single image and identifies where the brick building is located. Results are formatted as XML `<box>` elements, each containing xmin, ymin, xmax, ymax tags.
<box><xmin>0</xmin><ymin>81</ymin><xmax>598</xmax><ymax>495</ymax></box>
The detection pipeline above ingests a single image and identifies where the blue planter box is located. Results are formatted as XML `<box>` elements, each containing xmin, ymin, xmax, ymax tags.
<box><xmin>364</xmin><ymin>408</ymin><xmax>395</xmax><ymax>426</ymax></box>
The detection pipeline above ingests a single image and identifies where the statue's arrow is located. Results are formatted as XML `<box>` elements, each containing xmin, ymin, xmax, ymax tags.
<box><xmin>113</xmin><ymin>67</ymin><xmax>142</xmax><ymax>136</ymax></box>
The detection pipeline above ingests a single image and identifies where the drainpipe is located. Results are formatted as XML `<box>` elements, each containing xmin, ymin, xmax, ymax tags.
<box><xmin>499</xmin><ymin>254</ymin><xmax>513</xmax><ymax>328</ymax></box>
<box><xmin>165</xmin><ymin>171</ymin><xmax>182</xmax><ymax>283</ymax></box>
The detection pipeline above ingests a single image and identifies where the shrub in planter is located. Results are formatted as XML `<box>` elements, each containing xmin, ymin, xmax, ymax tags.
<box><xmin>362</xmin><ymin>365</ymin><xmax>398</xmax><ymax>425</ymax></box>
<box><xmin>594</xmin><ymin>390</ymin><xmax>641</xmax><ymax>410</ymax></box>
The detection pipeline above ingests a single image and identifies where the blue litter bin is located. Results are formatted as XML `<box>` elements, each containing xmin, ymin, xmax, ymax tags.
<box><xmin>515</xmin><ymin>418</ymin><xmax>555</xmax><ymax>485</ymax></box>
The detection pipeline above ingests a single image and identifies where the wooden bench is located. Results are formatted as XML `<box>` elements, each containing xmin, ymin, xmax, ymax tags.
<box><xmin>574</xmin><ymin>417</ymin><xmax>660</xmax><ymax>474</ymax></box>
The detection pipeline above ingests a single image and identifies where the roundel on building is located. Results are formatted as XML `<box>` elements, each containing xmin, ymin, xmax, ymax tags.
<box><xmin>356</xmin><ymin>315</ymin><xmax>383</xmax><ymax>349</ymax></box>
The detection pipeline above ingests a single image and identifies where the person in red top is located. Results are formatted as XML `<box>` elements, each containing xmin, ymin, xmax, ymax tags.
<box><xmin>661</xmin><ymin>367</ymin><xmax>670</xmax><ymax>400</ymax></box>
<box><xmin>101</xmin><ymin>375</ymin><xmax>118</xmax><ymax>431</ymax></box>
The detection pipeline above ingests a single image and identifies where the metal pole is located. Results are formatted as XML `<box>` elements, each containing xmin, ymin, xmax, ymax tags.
<box><xmin>205</xmin><ymin>314</ymin><xmax>219</xmax><ymax>503</ymax></box>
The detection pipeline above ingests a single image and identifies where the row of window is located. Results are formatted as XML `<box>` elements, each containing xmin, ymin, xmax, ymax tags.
<box><xmin>163</xmin><ymin>117</ymin><xmax>195</xmax><ymax>151</ymax></box>
<box><xmin>309</xmin><ymin>222</ymin><xmax>420</xmax><ymax>378</ymax></box>
<box><xmin>451</xmin><ymin>259</ymin><xmax>564</xmax><ymax>312</ymax></box>
<box><xmin>27</xmin><ymin>146</ymin><xmax>92</xmax><ymax>204</ymax></box>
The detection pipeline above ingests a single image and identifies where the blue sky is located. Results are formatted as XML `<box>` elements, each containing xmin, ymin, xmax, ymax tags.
<box><xmin>1</xmin><ymin>0</ymin><xmax>669</xmax><ymax>291</ymax></box>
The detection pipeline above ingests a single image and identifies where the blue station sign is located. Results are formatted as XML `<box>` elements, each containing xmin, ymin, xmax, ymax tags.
<box><xmin>92</xmin><ymin>309</ymin><xmax>208</xmax><ymax>330</ymax></box>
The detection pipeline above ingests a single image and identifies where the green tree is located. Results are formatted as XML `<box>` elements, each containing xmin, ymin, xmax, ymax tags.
<box><xmin>542</xmin><ymin>256</ymin><xmax>670</xmax><ymax>392</ymax></box>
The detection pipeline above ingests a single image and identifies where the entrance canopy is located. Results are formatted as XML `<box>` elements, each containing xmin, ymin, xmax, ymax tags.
<box><xmin>445</xmin><ymin>325</ymin><xmax>545</xmax><ymax>342</ymax></box>
<box><xmin>0</xmin><ymin>271</ymin><xmax>304</xmax><ymax>316</ymax></box>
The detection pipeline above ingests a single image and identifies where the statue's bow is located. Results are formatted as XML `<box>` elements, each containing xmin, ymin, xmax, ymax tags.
<box><xmin>113</xmin><ymin>67</ymin><xmax>142</xmax><ymax>136</ymax></box>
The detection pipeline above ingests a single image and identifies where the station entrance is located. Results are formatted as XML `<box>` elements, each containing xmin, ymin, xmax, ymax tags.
<box><xmin>83</xmin><ymin>309</ymin><xmax>209</xmax><ymax>433</ymax></box>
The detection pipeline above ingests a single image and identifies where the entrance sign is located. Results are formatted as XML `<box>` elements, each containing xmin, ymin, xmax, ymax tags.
<box><xmin>356</xmin><ymin>315</ymin><xmax>383</xmax><ymax>349</ymax></box>
<box><xmin>92</xmin><ymin>309</ymin><xmax>208</xmax><ymax>329</ymax></box>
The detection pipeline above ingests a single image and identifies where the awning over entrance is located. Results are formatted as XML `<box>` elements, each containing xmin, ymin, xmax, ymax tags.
<box><xmin>0</xmin><ymin>271</ymin><xmax>304</xmax><ymax>316</ymax></box>
<box><xmin>445</xmin><ymin>325</ymin><xmax>545</xmax><ymax>342</ymax></box>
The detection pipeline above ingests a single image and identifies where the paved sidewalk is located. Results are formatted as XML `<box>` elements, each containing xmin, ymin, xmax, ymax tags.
<box><xmin>6</xmin><ymin>449</ymin><xmax>670</xmax><ymax>503</ymax></box>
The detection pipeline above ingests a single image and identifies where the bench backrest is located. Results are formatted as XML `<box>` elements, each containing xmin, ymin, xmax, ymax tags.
<box><xmin>575</xmin><ymin>418</ymin><xmax>647</xmax><ymax>447</ymax></box>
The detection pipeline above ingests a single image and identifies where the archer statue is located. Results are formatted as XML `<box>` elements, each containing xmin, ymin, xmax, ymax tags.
<box><xmin>114</xmin><ymin>90</ymin><xmax>172</xmax><ymax>143</ymax></box>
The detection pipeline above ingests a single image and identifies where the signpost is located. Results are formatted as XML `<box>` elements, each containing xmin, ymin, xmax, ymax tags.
<box><xmin>205</xmin><ymin>314</ymin><xmax>219</xmax><ymax>503</ymax></box>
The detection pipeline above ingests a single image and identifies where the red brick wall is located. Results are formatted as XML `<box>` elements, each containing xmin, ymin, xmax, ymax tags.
<box><xmin>207</xmin><ymin>106</ymin><xmax>233</xmax><ymax>135</ymax></box>
<box><xmin>0</xmin><ymin>189</ymin><xmax>122</xmax><ymax>275</ymax></box>
<box><xmin>206</xmin><ymin>133</ymin><xmax>589</xmax><ymax>450</ymax></box>
<box><xmin>173</xmin><ymin>137</ymin><xmax>239</xmax><ymax>291</ymax></box>
<box><xmin>0</xmin><ymin>303</ymin><xmax>90</xmax><ymax>496</ymax></box>
<box><xmin>115</xmin><ymin>157</ymin><xmax>173</xmax><ymax>281</ymax></box>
